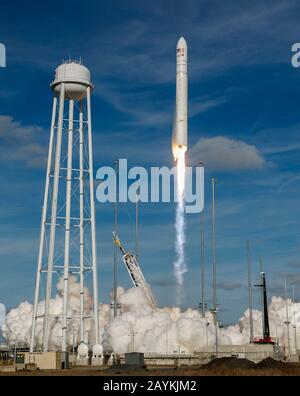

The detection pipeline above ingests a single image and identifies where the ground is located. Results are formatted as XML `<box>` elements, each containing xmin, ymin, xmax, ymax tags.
<box><xmin>1</xmin><ymin>361</ymin><xmax>300</xmax><ymax>376</ymax></box>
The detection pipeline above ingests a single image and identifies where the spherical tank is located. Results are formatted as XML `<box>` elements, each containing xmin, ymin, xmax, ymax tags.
<box><xmin>51</xmin><ymin>61</ymin><xmax>93</xmax><ymax>100</ymax></box>
<box><xmin>92</xmin><ymin>343</ymin><xmax>103</xmax><ymax>356</ymax></box>
<box><xmin>77</xmin><ymin>342</ymin><xmax>89</xmax><ymax>356</ymax></box>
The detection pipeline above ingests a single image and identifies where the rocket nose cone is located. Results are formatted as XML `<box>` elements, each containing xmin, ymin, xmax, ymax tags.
<box><xmin>177</xmin><ymin>36</ymin><xmax>187</xmax><ymax>49</ymax></box>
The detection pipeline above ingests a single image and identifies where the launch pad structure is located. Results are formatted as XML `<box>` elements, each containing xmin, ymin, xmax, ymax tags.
<box><xmin>253</xmin><ymin>272</ymin><xmax>276</xmax><ymax>345</ymax></box>
<box><xmin>113</xmin><ymin>232</ymin><xmax>157</xmax><ymax>311</ymax></box>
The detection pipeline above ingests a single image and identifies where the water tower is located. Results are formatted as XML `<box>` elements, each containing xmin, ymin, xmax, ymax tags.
<box><xmin>30</xmin><ymin>61</ymin><xmax>100</xmax><ymax>354</ymax></box>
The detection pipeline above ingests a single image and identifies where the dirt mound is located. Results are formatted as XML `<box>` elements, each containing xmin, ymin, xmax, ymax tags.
<box><xmin>203</xmin><ymin>357</ymin><xmax>256</xmax><ymax>370</ymax></box>
<box><xmin>104</xmin><ymin>364</ymin><xmax>148</xmax><ymax>374</ymax></box>
<box><xmin>255</xmin><ymin>357</ymin><xmax>287</xmax><ymax>369</ymax></box>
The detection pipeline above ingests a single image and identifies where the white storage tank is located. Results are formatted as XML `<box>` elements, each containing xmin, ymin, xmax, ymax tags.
<box><xmin>92</xmin><ymin>344</ymin><xmax>103</xmax><ymax>357</ymax></box>
<box><xmin>51</xmin><ymin>61</ymin><xmax>93</xmax><ymax>100</ymax></box>
<box><xmin>77</xmin><ymin>342</ymin><xmax>89</xmax><ymax>358</ymax></box>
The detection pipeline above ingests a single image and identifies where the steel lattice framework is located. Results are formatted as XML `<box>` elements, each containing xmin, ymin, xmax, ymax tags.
<box><xmin>30</xmin><ymin>62</ymin><xmax>99</xmax><ymax>353</ymax></box>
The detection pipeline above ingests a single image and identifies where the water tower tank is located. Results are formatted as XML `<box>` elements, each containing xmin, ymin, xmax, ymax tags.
<box><xmin>51</xmin><ymin>61</ymin><xmax>93</xmax><ymax>100</ymax></box>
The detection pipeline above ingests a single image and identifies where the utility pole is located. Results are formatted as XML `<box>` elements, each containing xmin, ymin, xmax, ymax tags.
<box><xmin>72</xmin><ymin>326</ymin><xmax>75</xmax><ymax>357</ymax></box>
<box><xmin>284</xmin><ymin>274</ymin><xmax>291</xmax><ymax>361</ymax></box>
<box><xmin>113</xmin><ymin>160</ymin><xmax>119</xmax><ymax>318</ymax></box>
<box><xmin>166</xmin><ymin>325</ymin><xmax>169</xmax><ymax>355</ymax></box>
<box><xmin>206</xmin><ymin>322</ymin><xmax>209</xmax><ymax>348</ymax></box>
<box><xmin>212</xmin><ymin>179</ymin><xmax>216</xmax><ymax>311</ymax></box>
<box><xmin>131</xmin><ymin>330</ymin><xmax>138</xmax><ymax>352</ymax></box>
<box><xmin>200</xmin><ymin>210</ymin><xmax>205</xmax><ymax>318</ymax></box>
<box><xmin>247</xmin><ymin>240</ymin><xmax>253</xmax><ymax>343</ymax></box>
<box><xmin>259</xmin><ymin>256</ymin><xmax>263</xmax><ymax>273</ymax></box>
<box><xmin>14</xmin><ymin>339</ymin><xmax>17</xmax><ymax>365</ymax></box>
<box><xmin>292</xmin><ymin>285</ymin><xmax>298</xmax><ymax>355</ymax></box>
<box><xmin>136</xmin><ymin>192</ymin><xmax>139</xmax><ymax>258</ymax></box>
<box><xmin>211</xmin><ymin>178</ymin><xmax>218</xmax><ymax>357</ymax></box>
<box><xmin>259</xmin><ymin>257</ymin><xmax>264</xmax><ymax>337</ymax></box>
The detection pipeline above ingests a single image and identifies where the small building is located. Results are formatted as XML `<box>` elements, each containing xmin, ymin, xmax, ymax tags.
<box><xmin>24</xmin><ymin>352</ymin><xmax>61</xmax><ymax>370</ymax></box>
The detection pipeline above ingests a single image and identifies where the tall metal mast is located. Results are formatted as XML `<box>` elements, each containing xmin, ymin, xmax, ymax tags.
<box><xmin>292</xmin><ymin>285</ymin><xmax>298</xmax><ymax>354</ymax></box>
<box><xmin>135</xmin><ymin>192</ymin><xmax>139</xmax><ymax>258</ymax></box>
<box><xmin>212</xmin><ymin>178</ymin><xmax>216</xmax><ymax>311</ymax></box>
<box><xmin>259</xmin><ymin>257</ymin><xmax>263</xmax><ymax>337</ymax></box>
<box><xmin>254</xmin><ymin>271</ymin><xmax>275</xmax><ymax>344</ymax></box>
<box><xmin>247</xmin><ymin>240</ymin><xmax>253</xmax><ymax>343</ymax></box>
<box><xmin>113</xmin><ymin>160</ymin><xmax>118</xmax><ymax>318</ymax></box>
<box><xmin>211</xmin><ymin>178</ymin><xmax>218</xmax><ymax>357</ymax></box>
<box><xmin>260</xmin><ymin>272</ymin><xmax>270</xmax><ymax>339</ymax></box>
<box><xmin>200</xmin><ymin>210</ymin><xmax>205</xmax><ymax>318</ymax></box>
<box><xmin>284</xmin><ymin>274</ymin><xmax>291</xmax><ymax>361</ymax></box>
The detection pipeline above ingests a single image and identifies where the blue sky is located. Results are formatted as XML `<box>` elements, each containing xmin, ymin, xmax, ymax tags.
<box><xmin>1</xmin><ymin>0</ymin><xmax>300</xmax><ymax>325</ymax></box>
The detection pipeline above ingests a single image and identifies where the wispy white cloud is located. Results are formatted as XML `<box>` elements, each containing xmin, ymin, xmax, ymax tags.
<box><xmin>5</xmin><ymin>1</ymin><xmax>297</xmax><ymax>130</ymax></box>
<box><xmin>189</xmin><ymin>96</ymin><xmax>227</xmax><ymax>117</ymax></box>
<box><xmin>0</xmin><ymin>115</ymin><xmax>47</xmax><ymax>168</ymax></box>
<box><xmin>7</xmin><ymin>1</ymin><xmax>298</xmax><ymax>80</ymax></box>
<box><xmin>189</xmin><ymin>135</ymin><xmax>266</xmax><ymax>170</ymax></box>
<box><xmin>94</xmin><ymin>81</ymin><xmax>226</xmax><ymax>128</ymax></box>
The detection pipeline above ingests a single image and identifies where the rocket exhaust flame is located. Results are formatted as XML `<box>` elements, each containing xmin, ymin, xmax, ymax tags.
<box><xmin>174</xmin><ymin>146</ymin><xmax>186</xmax><ymax>197</ymax></box>
<box><xmin>173</xmin><ymin>146</ymin><xmax>187</xmax><ymax>290</ymax></box>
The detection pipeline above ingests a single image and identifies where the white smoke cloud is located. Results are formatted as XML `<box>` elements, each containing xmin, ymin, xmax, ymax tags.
<box><xmin>189</xmin><ymin>136</ymin><xmax>266</xmax><ymax>171</ymax></box>
<box><xmin>2</xmin><ymin>277</ymin><xmax>300</xmax><ymax>354</ymax></box>
<box><xmin>0</xmin><ymin>303</ymin><xmax>6</xmax><ymax>329</ymax></box>
<box><xmin>173</xmin><ymin>200</ymin><xmax>187</xmax><ymax>287</ymax></box>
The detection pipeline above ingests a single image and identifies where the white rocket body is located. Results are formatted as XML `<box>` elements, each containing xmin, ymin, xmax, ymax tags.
<box><xmin>172</xmin><ymin>37</ymin><xmax>188</xmax><ymax>159</ymax></box>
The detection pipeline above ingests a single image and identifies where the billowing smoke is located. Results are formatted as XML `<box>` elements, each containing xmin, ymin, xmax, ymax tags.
<box><xmin>0</xmin><ymin>303</ymin><xmax>5</xmax><ymax>328</ymax></box>
<box><xmin>2</xmin><ymin>276</ymin><xmax>106</xmax><ymax>349</ymax></box>
<box><xmin>2</xmin><ymin>276</ymin><xmax>300</xmax><ymax>354</ymax></box>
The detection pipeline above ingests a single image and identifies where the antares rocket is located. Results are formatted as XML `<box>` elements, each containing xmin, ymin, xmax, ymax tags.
<box><xmin>172</xmin><ymin>36</ymin><xmax>188</xmax><ymax>160</ymax></box>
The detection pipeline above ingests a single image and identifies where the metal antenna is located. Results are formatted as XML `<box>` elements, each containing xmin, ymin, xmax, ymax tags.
<box><xmin>259</xmin><ymin>256</ymin><xmax>263</xmax><ymax>273</ymax></box>
<box><xmin>113</xmin><ymin>159</ymin><xmax>119</xmax><ymax>318</ymax></box>
<box><xmin>135</xmin><ymin>190</ymin><xmax>139</xmax><ymax>258</ymax></box>
<box><xmin>247</xmin><ymin>240</ymin><xmax>253</xmax><ymax>343</ymax></box>
<box><xmin>211</xmin><ymin>178</ymin><xmax>218</xmax><ymax>357</ymax></box>
<box><xmin>284</xmin><ymin>274</ymin><xmax>291</xmax><ymax>361</ymax></box>
<box><xmin>292</xmin><ymin>285</ymin><xmax>298</xmax><ymax>354</ymax></box>
<box><xmin>200</xmin><ymin>210</ymin><xmax>205</xmax><ymax>318</ymax></box>
<box><xmin>212</xmin><ymin>178</ymin><xmax>216</xmax><ymax>309</ymax></box>
<box><xmin>259</xmin><ymin>257</ymin><xmax>264</xmax><ymax>336</ymax></box>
